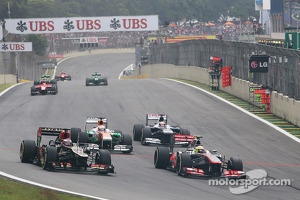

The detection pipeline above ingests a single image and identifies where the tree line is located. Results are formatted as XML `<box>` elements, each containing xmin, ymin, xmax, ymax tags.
<box><xmin>0</xmin><ymin>0</ymin><xmax>259</xmax><ymax>25</ymax></box>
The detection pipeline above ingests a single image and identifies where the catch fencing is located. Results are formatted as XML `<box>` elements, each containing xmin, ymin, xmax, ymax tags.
<box><xmin>149</xmin><ymin>40</ymin><xmax>300</xmax><ymax>100</ymax></box>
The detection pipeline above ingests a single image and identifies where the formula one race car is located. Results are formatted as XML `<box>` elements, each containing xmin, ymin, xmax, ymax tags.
<box><xmin>55</xmin><ymin>71</ymin><xmax>71</xmax><ymax>81</ymax></box>
<box><xmin>133</xmin><ymin>114</ymin><xmax>194</xmax><ymax>147</ymax></box>
<box><xmin>20</xmin><ymin>127</ymin><xmax>114</xmax><ymax>174</ymax></box>
<box><xmin>31</xmin><ymin>75</ymin><xmax>58</xmax><ymax>95</ymax></box>
<box><xmin>79</xmin><ymin>117</ymin><xmax>133</xmax><ymax>154</ymax></box>
<box><xmin>154</xmin><ymin>143</ymin><xmax>245</xmax><ymax>179</ymax></box>
<box><xmin>86</xmin><ymin>72</ymin><xmax>108</xmax><ymax>86</ymax></box>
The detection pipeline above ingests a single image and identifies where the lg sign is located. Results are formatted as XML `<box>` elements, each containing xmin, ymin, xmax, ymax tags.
<box><xmin>249</xmin><ymin>55</ymin><xmax>269</xmax><ymax>73</ymax></box>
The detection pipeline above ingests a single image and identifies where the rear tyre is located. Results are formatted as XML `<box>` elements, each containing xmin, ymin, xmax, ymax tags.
<box><xmin>78</xmin><ymin>132</ymin><xmax>88</xmax><ymax>143</ymax></box>
<box><xmin>20</xmin><ymin>140</ymin><xmax>36</xmax><ymax>163</ymax></box>
<box><xmin>70</xmin><ymin>128</ymin><xmax>82</xmax><ymax>143</ymax></box>
<box><xmin>133</xmin><ymin>124</ymin><xmax>143</xmax><ymax>141</ymax></box>
<box><xmin>154</xmin><ymin>147</ymin><xmax>170</xmax><ymax>169</ymax></box>
<box><xmin>181</xmin><ymin>129</ymin><xmax>190</xmax><ymax>135</ymax></box>
<box><xmin>177</xmin><ymin>153</ymin><xmax>192</xmax><ymax>176</ymax></box>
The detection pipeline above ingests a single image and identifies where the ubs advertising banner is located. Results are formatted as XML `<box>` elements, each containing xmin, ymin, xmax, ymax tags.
<box><xmin>4</xmin><ymin>15</ymin><xmax>159</xmax><ymax>34</ymax></box>
<box><xmin>0</xmin><ymin>42</ymin><xmax>32</xmax><ymax>52</ymax></box>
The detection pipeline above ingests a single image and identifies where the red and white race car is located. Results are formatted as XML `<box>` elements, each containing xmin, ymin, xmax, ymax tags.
<box><xmin>55</xmin><ymin>71</ymin><xmax>71</xmax><ymax>81</ymax></box>
<box><xmin>30</xmin><ymin>79</ymin><xmax>58</xmax><ymax>95</ymax></box>
<box><xmin>154</xmin><ymin>142</ymin><xmax>245</xmax><ymax>178</ymax></box>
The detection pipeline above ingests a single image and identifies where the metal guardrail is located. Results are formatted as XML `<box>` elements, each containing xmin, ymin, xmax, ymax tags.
<box><xmin>149</xmin><ymin>40</ymin><xmax>300</xmax><ymax>100</ymax></box>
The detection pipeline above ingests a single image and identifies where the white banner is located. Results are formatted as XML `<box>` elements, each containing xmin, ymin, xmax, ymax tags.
<box><xmin>0</xmin><ymin>42</ymin><xmax>32</xmax><ymax>52</ymax></box>
<box><xmin>5</xmin><ymin>15</ymin><xmax>159</xmax><ymax>34</ymax></box>
<box><xmin>80</xmin><ymin>37</ymin><xmax>98</xmax><ymax>43</ymax></box>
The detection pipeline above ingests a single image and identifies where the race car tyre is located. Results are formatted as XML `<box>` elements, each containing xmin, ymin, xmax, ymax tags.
<box><xmin>103</xmin><ymin>77</ymin><xmax>108</xmax><ymax>85</ymax></box>
<box><xmin>42</xmin><ymin>145</ymin><xmax>57</xmax><ymax>171</ymax></box>
<box><xmin>96</xmin><ymin>150</ymin><xmax>112</xmax><ymax>175</ymax></box>
<box><xmin>69</xmin><ymin>76</ymin><xmax>72</xmax><ymax>81</ymax></box>
<box><xmin>51</xmin><ymin>85</ymin><xmax>58</xmax><ymax>95</ymax></box>
<box><xmin>154</xmin><ymin>147</ymin><xmax>170</xmax><ymax>169</ymax></box>
<box><xmin>70</xmin><ymin>127</ymin><xmax>82</xmax><ymax>143</ymax></box>
<box><xmin>86</xmin><ymin>78</ymin><xmax>91</xmax><ymax>86</ymax></box>
<box><xmin>20</xmin><ymin>140</ymin><xmax>36</xmax><ymax>163</ymax></box>
<box><xmin>141</xmin><ymin>127</ymin><xmax>151</xmax><ymax>145</ymax></box>
<box><xmin>31</xmin><ymin>86</ymin><xmax>37</xmax><ymax>96</ymax></box>
<box><xmin>122</xmin><ymin>134</ymin><xmax>132</xmax><ymax>145</ymax></box>
<box><xmin>121</xmin><ymin>134</ymin><xmax>133</xmax><ymax>154</ymax></box>
<box><xmin>78</xmin><ymin>132</ymin><xmax>88</xmax><ymax>143</ymax></box>
<box><xmin>177</xmin><ymin>153</ymin><xmax>192</xmax><ymax>176</ymax></box>
<box><xmin>228</xmin><ymin>157</ymin><xmax>243</xmax><ymax>171</ymax></box>
<box><xmin>181</xmin><ymin>129</ymin><xmax>190</xmax><ymax>135</ymax></box>
<box><xmin>50</xmin><ymin>79</ymin><xmax>57</xmax><ymax>84</ymax></box>
<box><xmin>133</xmin><ymin>124</ymin><xmax>143</xmax><ymax>141</ymax></box>
<box><xmin>33</xmin><ymin>80</ymin><xmax>39</xmax><ymax>85</ymax></box>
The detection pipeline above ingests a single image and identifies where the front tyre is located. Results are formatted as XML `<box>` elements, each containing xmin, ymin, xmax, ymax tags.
<box><xmin>133</xmin><ymin>124</ymin><xmax>143</xmax><ymax>141</ymax></box>
<box><xmin>42</xmin><ymin>146</ymin><xmax>57</xmax><ymax>171</ymax></box>
<box><xmin>177</xmin><ymin>153</ymin><xmax>192</xmax><ymax>176</ymax></box>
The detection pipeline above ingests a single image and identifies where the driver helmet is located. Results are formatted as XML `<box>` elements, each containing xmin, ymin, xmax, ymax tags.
<box><xmin>98</xmin><ymin>125</ymin><xmax>105</xmax><ymax>131</ymax></box>
<box><xmin>159</xmin><ymin>116</ymin><xmax>164</xmax><ymax>122</ymax></box>
<box><xmin>194</xmin><ymin>145</ymin><xmax>205</xmax><ymax>154</ymax></box>
<box><xmin>62</xmin><ymin>138</ymin><xmax>73</xmax><ymax>147</ymax></box>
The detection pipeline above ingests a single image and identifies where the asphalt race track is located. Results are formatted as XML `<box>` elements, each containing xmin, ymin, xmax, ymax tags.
<box><xmin>0</xmin><ymin>52</ymin><xmax>299</xmax><ymax>200</ymax></box>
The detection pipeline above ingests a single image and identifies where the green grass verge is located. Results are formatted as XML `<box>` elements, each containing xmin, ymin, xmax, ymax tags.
<box><xmin>0</xmin><ymin>176</ymin><xmax>91</xmax><ymax>200</ymax></box>
<box><xmin>0</xmin><ymin>83</ymin><xmax>15</xmax><ymax>92</ymax></box>
<box><xmin>0</xmin><ymin>83</ymin><xmax>91</xmax><ymax>200</ymax></box>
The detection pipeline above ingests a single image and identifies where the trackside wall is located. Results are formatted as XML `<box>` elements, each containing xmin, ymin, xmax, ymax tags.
<box><xmin>132</xmin><ymin>64</ymin><xmax>300</xmax><ymax>127</ymax></box>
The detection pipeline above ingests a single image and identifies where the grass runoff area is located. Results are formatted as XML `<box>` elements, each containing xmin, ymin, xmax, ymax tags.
<box><xmin>1</xmin><ymin>78</ymin><xmax>300</xmax><ymax>200</ymax></box>
<box><xmin>0</xmin><ymin>83</ymin><xmax>90</xmax><ymax>200</ymax></box>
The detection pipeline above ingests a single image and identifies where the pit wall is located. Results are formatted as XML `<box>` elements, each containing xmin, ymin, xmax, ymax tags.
<box><xmin>132</xmin><ymin>64</ymin><xmax>300</xmax><ymax>127</ymax></box>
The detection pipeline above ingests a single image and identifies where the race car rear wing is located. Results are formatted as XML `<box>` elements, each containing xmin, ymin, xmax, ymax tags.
<box><xmin>146</xmin><ymin>114</ymin><xmax>167</xmax><ymax>126</ymax></box>
<box><xmin>36</xmin><ymin>127</ymin><xmax>71</xmax><ymax>147</ymax></box>
<box><xmin>85</xmin><ymin>117</ymin><xmax>108</xmax><ymax>130</ymax></box>
<box><xmin>37</xmin><ymin>127</ymin><xmax>71</xmax><ymax>136</ymax></box>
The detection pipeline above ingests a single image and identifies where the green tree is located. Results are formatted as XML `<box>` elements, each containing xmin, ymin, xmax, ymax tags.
<box><xmin>25</xmin><ymin>34</ymin><xmax>48</xmax><ymax>56</ymax></box>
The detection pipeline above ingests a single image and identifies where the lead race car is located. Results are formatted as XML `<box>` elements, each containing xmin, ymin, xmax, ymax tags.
<box><xmin>154</xmin><ymin>136</ymin><xmax>245</xmax><ymax>178</ymax></box>
<box><xmin>55</xmin><ymin>71</ymin><xmax>72</xmax><ymax>81</ymax></box>
<box><xmin>86</xmin><ymin>72</ymin><xmax>108</xmax><ymax>86</ymax></box>
<box><xmin>20</xmin><ymin>127</ymin><xmax>114</xmax><ymax>174</ymax></box>
<box><xmin>30</xmin><ymin>74</ymin><xmax>58</xmax><ymax>95</ymax></box>
<box><xmin>77</xmin><ymin>117</ymin><xmax>133</xmax><ymax>154</ymax></box>
<box><xmin>133</xmin><ymin>114</ymin><xmax>194</xmax><ymax>147</ymax></box>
